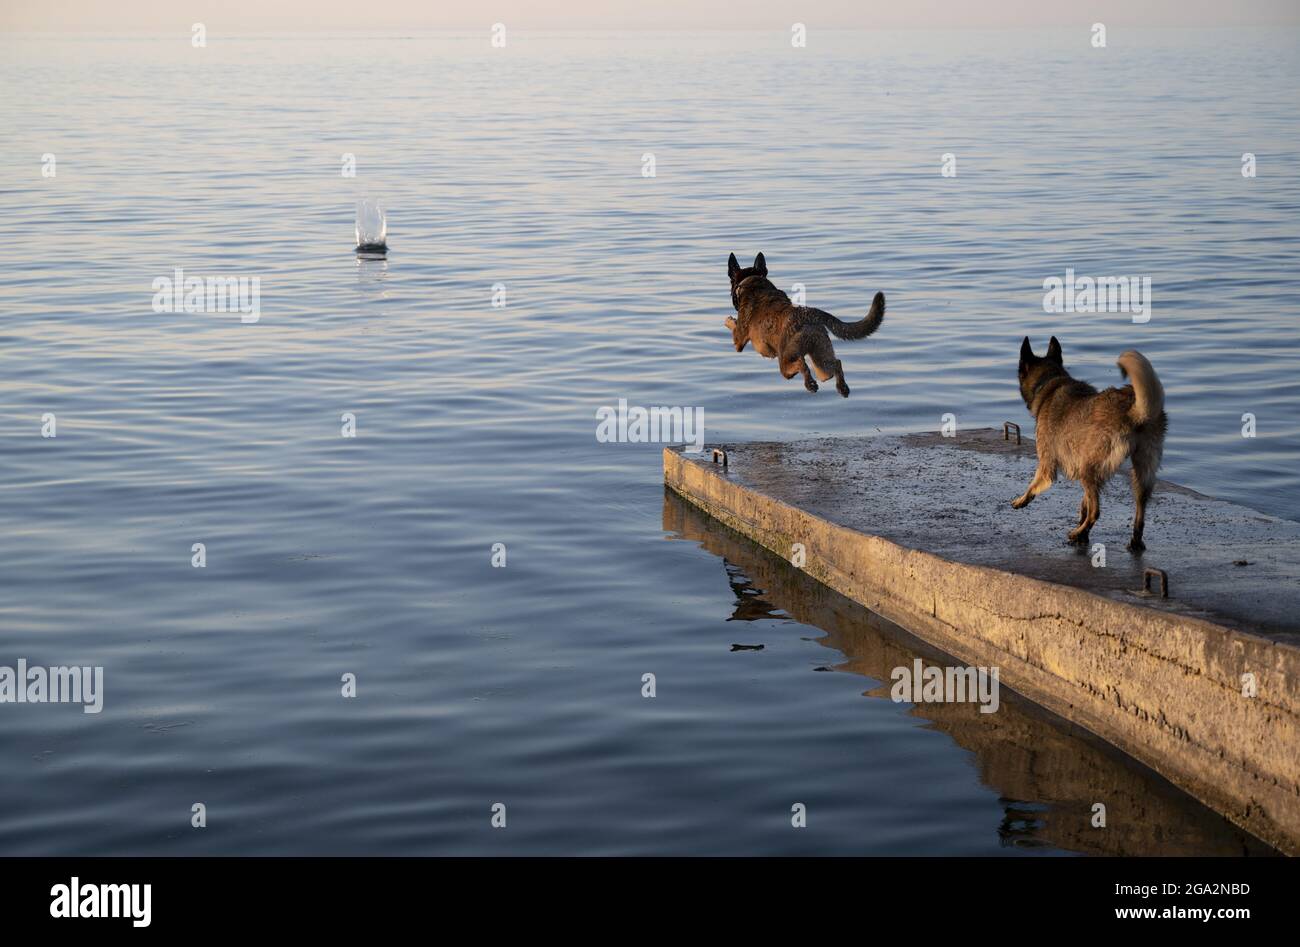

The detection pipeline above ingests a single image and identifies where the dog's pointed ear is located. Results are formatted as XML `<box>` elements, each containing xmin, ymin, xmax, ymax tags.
<box><xmin>753</xmin><ymin>252</ymin><xmax>767</xmax><ymax>277</ymax></box>
<box><xmin>1046</xmin><ymin>336</ymin><xmax>1063</xmax><ymax>363</ymax></box>
<box><xmin>1020</xmin><ymin>337</ymin><xmax>1034</xmax><ymax>363</ymax></box>
<box><xmin>728</xmin><ymin>253</ymin><xmax>740</xmax><ymax>278</ymax></box>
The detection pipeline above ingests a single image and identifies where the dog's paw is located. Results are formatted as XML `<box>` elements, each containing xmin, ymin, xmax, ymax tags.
<box><xmin>836</xmin><ymin>381</ymin><xmax>850</xmax><ymax>398</ymax></box>
<box><xmin>1067</xmin><ymin>532</ymin><xmax>1090</xmax><ymax>547</ymax></box>
<box><xmin>1010</xmin><ymin>496</ymin><xmax>1029</xmax><ymax>509</ymax></box>
<box><xmin>724</xmin><ymin>316</ymin><xmax>736</xmax><ymax>330</ymax></box>
<box><xmin>1126</xmin><ymin>538</ymin><xmax>1146</xmax><ymax>554</ymax></box>
<box><xmin>804</xmin><ymin>378</ymin><xmax>819</xmax><ymax>393</ymax></box>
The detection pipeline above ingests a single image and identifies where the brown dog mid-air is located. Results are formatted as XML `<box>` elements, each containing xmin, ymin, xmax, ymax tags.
<box><xmin>724</xmin><ymin>252</ymin><xmax>885</xmax><ymax>398</ymax></box>
<box><xmin>1012</xmin><ymin>337</ymin><xmax>1168</xmax><ymax>552</ymax></box>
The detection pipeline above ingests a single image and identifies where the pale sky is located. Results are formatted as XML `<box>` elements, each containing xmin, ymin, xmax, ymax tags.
<box><xmin>3</xmin><ymin>0</ymin><xmax>1298</xmax><ymax>32</ymax></box>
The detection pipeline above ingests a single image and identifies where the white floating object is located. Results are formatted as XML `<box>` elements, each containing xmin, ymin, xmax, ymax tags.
<box><xmin>355</xmin><ymin>198</ymin><xmax>388</xmax><ymax>253</ymax></box>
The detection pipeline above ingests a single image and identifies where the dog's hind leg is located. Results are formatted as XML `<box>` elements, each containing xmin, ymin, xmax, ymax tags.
<box><xmin>807</xmin><ymin>335</ymin><xmax>835</xmax><ymax>381</ymax></box>
<box><xmin>1127</xmin><ymin>452</ymin><xmax>1158</xmax><ymax>553</ymax></box>
<box><xmin>782</xmin><ymin>358</ymin><xmax>816</xmax><ymax>391</ymax></box>
<box><xmin>1068</xmin><ymin>479</ymin><xmax>1101</xmax><ymax>546</ymax></box>
<box><xmin>832</xmin><ymin>359</ymin><xmax>849</xmax><ymax>398</ymax></box>
<box><xmin>797</xmin><ymin>359</ymin><xmax>817</xmax><ymax>392</ymax></box>
<box><xmin>1011</xmin><ymin>461</ymin><xmax>1054</xmax><ymax>509</ymax></box>
<box><xmin>806</xmin><ymin>333</ymin><xmax>850</xmax><ymax>398</ymax></box>
<box><xmin>780</xmin><ymin>335</ymin><xmax>818</xmax><ymax>392</ymax></box>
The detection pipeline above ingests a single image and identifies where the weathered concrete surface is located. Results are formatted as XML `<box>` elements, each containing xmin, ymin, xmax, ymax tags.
<box><xmin>664</xmin><ymin>429</ymin><xmax>1300</xmax><ymax>854</ymax></box>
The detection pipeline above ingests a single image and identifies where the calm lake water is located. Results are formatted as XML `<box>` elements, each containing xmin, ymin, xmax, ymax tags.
<box><xmin>0</xmin><ymin>29</ymin><xmax>1295</xmax><ymax>855</ymax></box>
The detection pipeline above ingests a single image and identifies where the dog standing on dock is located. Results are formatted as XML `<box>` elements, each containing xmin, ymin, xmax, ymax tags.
<box><xmin>1011</xmin><ymin>337</ymin><xmax>1168</xmax><ymax>552</ymax></box>
<box><xmin>724</xmin><ymin>252</ymin><xmax>885</xmax><ymax>398</ymax></box>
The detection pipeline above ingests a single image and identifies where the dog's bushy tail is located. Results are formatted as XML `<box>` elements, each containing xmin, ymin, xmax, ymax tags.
<box><xmin>815</xmin><ymin>291</ymin><xmax>885</xmax><ymax>340</ymax></box>
<box><xmin>1117</xmin><ymin>350</ymin><xmax>1164</xmax><ymax>426</ymax></box>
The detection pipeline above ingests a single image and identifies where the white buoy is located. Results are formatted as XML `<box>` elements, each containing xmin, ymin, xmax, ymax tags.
<box><xmin>355</xmin><ymin>198</ymin><xmax>387</xmax><ymax>254</ymax></box>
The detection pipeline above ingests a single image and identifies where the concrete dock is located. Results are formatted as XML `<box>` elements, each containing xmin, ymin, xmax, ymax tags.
<box><xmin>664</xmin><ymin>428</ymin><xmax>1300</xmax><ymax>853</ymax></box>
<box><xmin>663</xmin><ymin>490</ymin><xmax>1274</xmax><ymax>855</ymax></box>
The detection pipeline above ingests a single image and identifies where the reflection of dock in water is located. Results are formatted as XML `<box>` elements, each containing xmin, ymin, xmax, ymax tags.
<box><xmin>663</xmin><ymin>488</ymin><xmax>1276</xmax><ymax>856</ymax></box>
